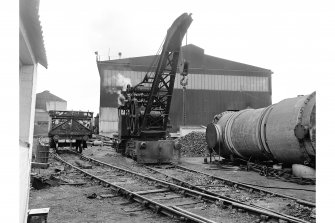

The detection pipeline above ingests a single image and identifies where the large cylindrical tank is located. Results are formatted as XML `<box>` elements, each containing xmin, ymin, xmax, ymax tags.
<box><xmin>206</xmin><ymin>92</ymin><xmax>316</xmax><ymax>166</ymax></box>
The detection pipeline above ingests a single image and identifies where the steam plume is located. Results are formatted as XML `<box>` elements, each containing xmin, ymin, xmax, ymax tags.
<box><xmin>113</xmin><ymin>73</ymin><xmax>132</xmax><ymax>91</ymax></box>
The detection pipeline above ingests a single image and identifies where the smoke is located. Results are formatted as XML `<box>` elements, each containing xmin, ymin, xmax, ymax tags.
<box><xmin>118</xmin><ymin>93</ymin><xmax>125</xmax><ymax>106</ymax></box>
<box><xmin>102</xmin><ymin>73</ymin><xmax>132</xmax><ymax>107</ymax></box>
<box><xmin>113</xmin><ymin>73</ymin><xmax>132</xmax><ymax>91</ymax></box>
<box><xmin>112</xmin><ymin>73</ymin><xmax>131</xmax><ymax>106</ymax></box>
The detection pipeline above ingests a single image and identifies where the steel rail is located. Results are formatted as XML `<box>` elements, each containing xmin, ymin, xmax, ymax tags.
<box><xmin>144</xmin><ymin>166</ymin><xmax>311</xmax><ymax>223</ymax></box>
<box><xmin>51</xmin><ymin>152</ymin><xmax>213</xmax><ymax>223</ymax></box>
<box><xmin>66</xmin><ymin>151</ymin><xmax>309</xmax><ymax>223</ymax></box>
<box><xmin>176</xmin><ymin>165</ymin><xmax>315</xmax><ymax>208</ymax></box>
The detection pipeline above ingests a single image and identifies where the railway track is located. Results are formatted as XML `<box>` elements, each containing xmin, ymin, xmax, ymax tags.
<box><xmin>53</xmin><ymin>150</ymin><xmax>312</xmax><ymax>223</ymax></box>
<box><xmin>53</xmin><ymin>152</ymin><xmax>213</xmax><ymax>223</ymax></box>
<box><xmin>143</xmin><ymin>165</ymin><xmax>315</xmax><ymax>222</ymax></box>
<box><xmin>175</xmin><ymin>165</ymin><xmax>316</xmax><ymax>207</ymax></box>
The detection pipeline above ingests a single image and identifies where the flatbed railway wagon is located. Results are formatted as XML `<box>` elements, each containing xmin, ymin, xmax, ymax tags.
<box><xmin>48</xmin><ymin>110</ymin><xmax>93</xmax><ymax>153</ymax></box>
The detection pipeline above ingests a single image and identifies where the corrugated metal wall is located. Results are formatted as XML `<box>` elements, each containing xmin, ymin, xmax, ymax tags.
<box><xmin>98</xmin><ymin>69</ymin><xmax>272</xmax><ymax>132</ymax></box>
<box><xmin>170</xmin><ymin>89</ymin><xmax>271</xmax><ymax>131</ymax></box>
<box><xmin>102</xmin><ymin>69</ymin><xmax>269</xmax><ymax>92</ymax></box>
<box><xmin>99</xmin><ymin>107</ymin><xmax>118</xmax><ymax>137</ymax></box>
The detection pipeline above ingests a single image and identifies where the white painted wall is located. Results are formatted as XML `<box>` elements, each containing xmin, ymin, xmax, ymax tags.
<box><xmin>99</xmin><ymin>107</ymin><xmax>118</xmax><ymax>137</ymax></box>
<box><xmin>100</xmin><ymin>107</ymin><xmax>118</xmax><ymax>121</ymax></box>
<box><xmin>19</xmin><ymin>11</ymin><xmax>42</xmax><ymax>222</ymax></box>
<box><xmin>19</xmin><ymin>64</ymin><xmax>37</xmax><ymax>223</ymax></box>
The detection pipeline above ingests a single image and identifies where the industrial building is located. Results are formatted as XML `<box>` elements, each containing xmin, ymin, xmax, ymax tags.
<box><xmin>19</xmin><ymin>0</ymin><xmax>48</xmax><ymax>221</ymax></box>
<box><xmin>96</xmin><ymin>44</ymin><xmax>272</xmax><ymax>137</ymax></box>
<box><xmin>34</xmin><ymin>90</ymin><xmax>67</xmax><ymax>136</ymax></box>
<box><xmin>26</xmin><ymin>10</ymin><xmax>316</xmax><ymax>223</ymax></box>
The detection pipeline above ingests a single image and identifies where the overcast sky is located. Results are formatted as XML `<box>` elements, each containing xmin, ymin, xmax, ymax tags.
<box><xmin>37</xmin><ymin>0</ymin><xmax>334</xmax><ymax>114</ymax></box>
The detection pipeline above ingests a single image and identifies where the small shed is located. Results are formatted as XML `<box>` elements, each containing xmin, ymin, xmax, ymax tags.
<box><xmin>34</xmin><ymin>91</ymin><xmax>67</xmax><ymax>136</ymax></box>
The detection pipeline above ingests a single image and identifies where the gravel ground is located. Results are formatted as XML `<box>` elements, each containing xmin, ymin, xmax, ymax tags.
<box><xmin>29</xmin><ymin>184</ymin><xmax>176</xmax><ymax>223</ymax></box>
<box><xmin>29</xmin><ymin>155</ymin><xmax>177</xmax><ymax>223</ymax></box>
<box><xmin>29</xmin><ymin>145</ymin><xmax>316</xmax><ymax>222</ymax></box>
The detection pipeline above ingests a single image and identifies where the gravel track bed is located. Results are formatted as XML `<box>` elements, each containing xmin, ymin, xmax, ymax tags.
<box><xmin>29</xmin><ymin>156</ymin><xmax>176</xmax><ymax>223</ymax></box>
<box><xmin>150</xmin><ymin>168</ymin><xmax>314</xmax><ymax>222</ymax></box>
<box><xmin>60</xmin><ymin>150</ymin><xmax>262</xmax><ymax>222</ymax></box>
<box><xmin>81</xmin><ymin>147</ymin><xmax>314</xmax><ymax>222</ymax></box>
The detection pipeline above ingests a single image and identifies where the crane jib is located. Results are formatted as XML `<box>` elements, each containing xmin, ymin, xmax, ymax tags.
<box><xmin>117</xmin><ymin>13</ymin><xmax>193</xmax><ymax>164</ymax></box>
<box><xmin>142</xmin><ymin>13</ymin><xmax>193</xmax><ymax>134</ymax></box>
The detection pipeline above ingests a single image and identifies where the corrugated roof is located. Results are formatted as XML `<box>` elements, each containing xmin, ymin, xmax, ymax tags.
<box><xmin>20</xmin><ymin>0</ymin><xmax>48</xmax><ymax>68</ymax></box>
<box><xmin>97</xmin><ymin>44</ymin><xmax>272</xmax><ymax>76</ymax></box>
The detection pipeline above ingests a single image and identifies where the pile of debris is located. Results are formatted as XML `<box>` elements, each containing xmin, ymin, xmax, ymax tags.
<box><xmin>87</xmin><ymin>134</ymin><xmax>117</xmax><ymax>147</ymax></box>
<box><xmin>30</xmin><ymin>173</ymin><xmax>86</xmax><ymax>190</ymax></box>
<box><xmin>175</xmin><ymin>132</ymin><xmax>209</xmax><ymax>157</ymax></box>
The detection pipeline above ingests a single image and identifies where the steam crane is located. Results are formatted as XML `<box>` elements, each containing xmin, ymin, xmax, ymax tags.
<box><xmin>117</xmin><ymin>13</ymin><xmax>193</xmax><ymax>164</ymax></box>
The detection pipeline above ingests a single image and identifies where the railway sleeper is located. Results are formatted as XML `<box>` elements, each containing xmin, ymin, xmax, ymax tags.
<box><xmin>54</xmin><ymin>153</ymin><xmax>310</xmax><ymax>223</ymax></box>
<box><xmin>177</xmin><ymin>165</ymin><xmax>315</xmax><ymax>208</ymax></box>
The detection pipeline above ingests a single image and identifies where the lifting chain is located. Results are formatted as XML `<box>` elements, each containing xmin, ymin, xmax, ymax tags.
<box><xmin>180</xmin><ymin>61</ymin><xmax>189</xmax><ymax>125</ymax></box>
<box><xmin>180</xmin><ymin>75</ymin><xmax>188</xmax><ymax>87</ymax></box>
<box><xmin>180</xmin><ymin>61</ymin><xmax>189</xmax><ymax>87</ymax></box>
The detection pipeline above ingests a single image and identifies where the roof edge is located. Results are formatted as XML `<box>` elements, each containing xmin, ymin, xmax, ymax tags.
<box><xmin>20</xmin><ymin>0</ymin><xmax>48</xmax><ymax>68</ymax></box>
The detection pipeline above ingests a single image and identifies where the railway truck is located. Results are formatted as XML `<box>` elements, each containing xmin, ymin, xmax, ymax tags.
<box><xmin>48</xmin><ymin>110</ymin><xmax>93</xmax><ymax>153</ymax></box>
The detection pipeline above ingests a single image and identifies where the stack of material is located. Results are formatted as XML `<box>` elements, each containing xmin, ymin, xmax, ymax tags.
<box><xmin>89</xmin><ymin>134</ymin><xmax>116</xmax><ymax>147</ymax></box>
<box><xmin>175</xmin><ymin>132</ymin><xmax>209</xmax><ymax>157</ymax></box>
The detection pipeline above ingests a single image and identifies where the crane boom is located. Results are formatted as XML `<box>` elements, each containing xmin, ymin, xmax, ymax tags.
<box><xmin>117</xmin><ymin>13</ymin><xmax>193</xmax><ymax>163</ymax></box>
<box><xmin>142</xmin><ymin>13</ymin><xmax>193</xmax><ymax>133</ymax></box>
